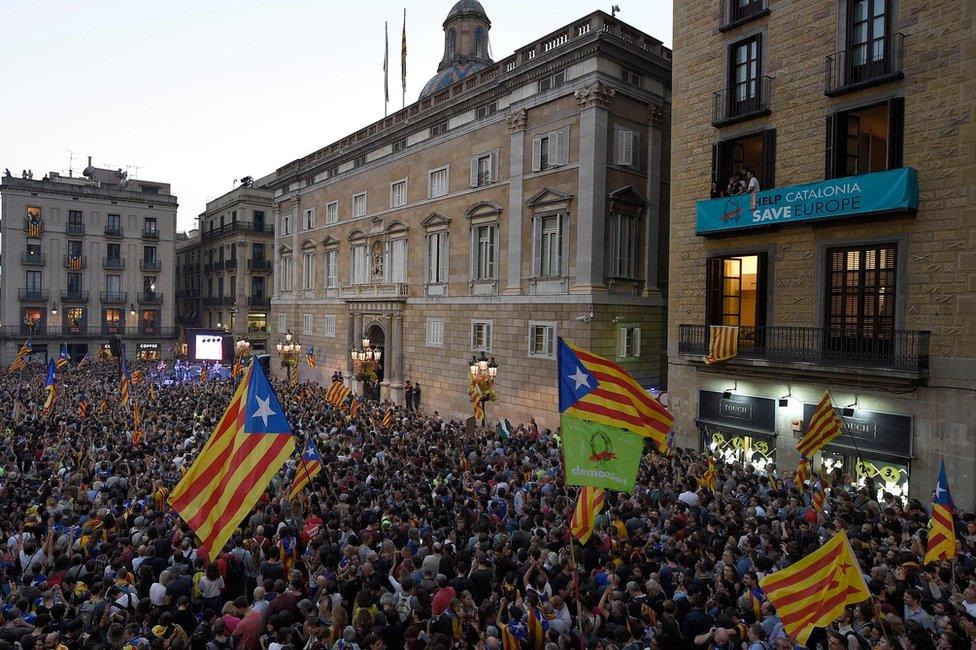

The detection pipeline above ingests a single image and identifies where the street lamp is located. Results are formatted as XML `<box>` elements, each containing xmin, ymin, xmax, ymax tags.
<box><xmin>50</xmin><ymin>303</ymin><xmax>58</xmax><ymax>317</ymax></box>
<box><xmin>468</xmin><ymin>351</ymin><xmax>499</xmax><ymax>427</ymax></box>
<box><xmin>351</xmin><ymin>336</ymin><xmax>382</xmax><ymax>393</ymax></box>
<box><xmin>276</xmin><ymin>331</ymin><xmax>301</xmax><ymax>383</ymax></box>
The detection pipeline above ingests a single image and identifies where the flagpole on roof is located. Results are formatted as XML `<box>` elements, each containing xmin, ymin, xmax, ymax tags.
<box><xmin>384</xmin><ymin>21</ymin><xmax>390</xmax><ymax>117</ymax></box>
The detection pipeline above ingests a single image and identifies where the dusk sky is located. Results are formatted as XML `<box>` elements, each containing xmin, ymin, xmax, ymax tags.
<box><xmin>0</xmin><ymin>1</ymin><xmax>672</xmax><ymax>231</ymax></box>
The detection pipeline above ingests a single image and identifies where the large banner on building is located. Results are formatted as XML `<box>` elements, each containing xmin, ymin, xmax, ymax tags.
<box><xmin>696</xmin><ymin>167</ymin><xmax>918</xmax><ymax>235</ymax></box>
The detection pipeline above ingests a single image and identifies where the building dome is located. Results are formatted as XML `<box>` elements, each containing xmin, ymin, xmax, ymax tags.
<box><xmin>420</xmin><ymin>0</ymin><xmax>493</xmax><ymax>99</ymax></box>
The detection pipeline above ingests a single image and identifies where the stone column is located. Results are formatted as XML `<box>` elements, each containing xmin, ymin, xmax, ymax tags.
<box><xmin>345</xmin><ymin>308</ymin><xmax>355</xmax><ymax>378</ymax></box>
<box><xmin>394</xmin><ymin>313</ymin><xmax>404</xmax><ymax>382</ymax></box>
<box><xmin>574</xmin><ymin>82</ymin><xmax>615</xmax><ymax>293</ymax></box>
<box><xmin>504</xmin><ymin>109</ymin><xmax>527</xmax><ymax>295</ymax></box>
<box><xmin>643</xmin><ymin>104</ymin><xmax>667</xmax><ymax>297</ymax></box>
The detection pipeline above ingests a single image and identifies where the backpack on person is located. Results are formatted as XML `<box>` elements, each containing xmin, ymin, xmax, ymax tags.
<box><xmin>220</xmin><ymin>551</ymin><xmax>246</xmax><ymax>595</ymax></box>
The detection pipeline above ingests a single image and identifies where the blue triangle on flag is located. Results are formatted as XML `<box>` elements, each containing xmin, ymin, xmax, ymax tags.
<box><xmin>244</xmin><ymin>362</ymin><xmax>292</xmax><ymax>435</ymax></box>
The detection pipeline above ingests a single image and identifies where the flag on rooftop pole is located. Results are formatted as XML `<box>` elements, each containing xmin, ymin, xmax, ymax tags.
<box><xmin>797</xmin><ymin>389</ymin><xmax>844</xmax><ymax>458</ymax></box>
<box><xmin>169</xmin><ymin>361</ymin><xmax>296</xmax><ymax>558</ymax></box>
<box><xmin>384</xmin><ymin>20</ymin><xmax>390</xmax><ymax>115</ymax></box>
<box><xmin>401</xmin><ymin>8</ymin><xmax>407</xmax><ymax>108</ymax></box>
<box><xmin>759</xmin><ymin>530</ymin><xmax>870</xmax><ymax>644</ymax></box>
<box><xmin>924</xmin><ymin>459</ymin><xmax>956</xmax><ymax>565</ymax></box>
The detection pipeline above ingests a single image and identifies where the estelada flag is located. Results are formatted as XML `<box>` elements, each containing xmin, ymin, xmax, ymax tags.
<box><xmin>924</xmin><ymin>459</ymin><xmax>956</xmax><ymax>565</ymax></box>
<box><xmin>286</xmin><ymin>437</ymin><xmax>322</xmax><ymax>500</ymax></box>
<box><xmin>570</xmin><ymin>486</ymin><xmax>605</xmax><ymax>544</ymax></box>
<box><xmin>797</xmin><ymin>390</ymin><xmax>843</xmax><ymax>458</ymax></box>
<box><xmin>759</xmin><ymin>530</ymin><xmax>870</xmax><ymax>644</ymax></box>
<box><xmin>41</xmin><ymin>359</ymin><xmax>57</xmax><ymax>416</ymax></box>
<box><xmin>704</xmin><ymin>325</ymin><xmax>738</xmax><ymax>364</ymax></box>
<box><xmin>169</xmin><ymin>361</ymin><xmax>295</xmax><ymax>557</ymax></box>
<box><xmin>305</xmin><ymin>346</ymin><xmax>316</xmax><ymax>368</ymax></box>
<box><xmin>697</xmin><ymin>456</ymin><xmax>717</xmax><ymax>492</ymax></box>
<box><xmin>120</xmin><ymin>359</ymin><xmax>131</xmax><ymax>406</ymax></box>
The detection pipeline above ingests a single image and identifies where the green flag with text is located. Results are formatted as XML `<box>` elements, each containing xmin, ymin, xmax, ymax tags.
<box><xmin>561</xmin><ymin>414</ymin><xmax>643</xmax><ymax>491</ymax></box>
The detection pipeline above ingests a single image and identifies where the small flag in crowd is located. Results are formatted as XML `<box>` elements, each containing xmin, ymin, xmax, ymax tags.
<box><xmin>199</xmin><ymin>365</ymin><xmax>209</xmax><ymax>383</ymax></box>
<box><xmin>496</xmin><ymin>418</ymin><xmax>513</xmax><ymax>441</ymax></box>
<box><xmin>41</xmin><ymin>359</ymin><xmax>57</xmax><ymax>416</ymax></box>
<box><xmin>759</xmin><ymin>530</ymin><xmax>870</xmax><ymax>644</ymax></box>
<box><xmin>97</xmin><ymin>398</ymin><xmax>108</xmax><ymax>415</ymax></box>
<box><xmin>78</xmin><ymin>393</ymin><xmax>90</xmax><ymax>418</ymax></box>
<box><xmin>287</xmin><ymin>437</ymin><xmax>323</xmax><ymax>500</ymax></box>
<box><xmin>570</xmin><ymin>486</ymin><xmax>605</xmax><ymax>543</ymax></box>
<box><xmin>13</xmin><ymin>386</ymin><xmax>26</xmax><ymax>421</ymax></box>
<box><xmin>527</xmin><ymin>606</ymin><xmax>547</xmax><ymax>650</ymax></box>
<box><xmin>382</xmin><ymin>406</ymin><xmax>394</xmax><ymax>428</ymax></box>
<box><xmin>8</xmin><ymin>338</ymin><xmax>32</xmax><ymax>371</ymax></box>
<box><xmin>812</xmin><ymin>470</ymin><xmax>827</xmax><ymax>514</ymax></box>
<box><xmin>469</xmin><ymin>381</ymin><xmax>484</xmax><ymax>421</ymax></box>
<box><xmin>349</xmin><ymin>399</ymin><xmax>361</xmax><ymax>418</ymax></box>
<box><xmin>924</xmin><ymin>459</ymin><xmax>956</xmax><ymax>565</ymax></box>
<box><xmin>501</xmin><ymin>626</ymin><xmax>519</xmax><ymax>650</ymax></box>
<box><xmin>131</xmin><ymin>369</ymin><xmax>144</xmax><ymax>384</ymax></box>
<box><xmin>77</xmin><ymin>353</ymin><xmax>90</xmax><ymax>368</ymax></box>
<box><xmin>703</xmin><ymin>325</ymin><xmax>739</xmax><ymax>364</ymax></box>
<box><xmin>132</xmin><ymin>398</ymin><xmax>144</xmax><ymax>445</ymax></box>
<box><xmin>148</xmin><ymin>383</ymin><xmax>158</xmax><ymax>402</ymax></box>
<box><xmin>305</xmin><ymin>346</ymin><xmax>316</xmax><ymax>368</ymax></box>
<box><xmin>795</xmin><ymin>456</ymin><xmax>810</xmax><ymax>493</ymax></box>
<box><xmin>231</xmin><ymin>357</ymin><xmax>243</xmax><ymax>380</ymax></box>
<box><xmin>698</xmin><ymin>456</ymin><xmax>717</xmax><ymax>492</ymax></box>
<box><xmin>796</xmin><ymin>389</ymin><xmax>844</xmax><ymax>458</ymax></box>
<box><xmin>120</xmin><ymin>359</ymin><xmax>131</xmax><ymax>406</ymax></box>
<box><xmin>169</xmin><ymin>361</ymin><xmax>296</xmax><ymax>557</ymax></box>
<box><xmin>56</xmin><ymin>343</ymin><xmax>70</xmax><ymax>369</ymax></box>
<box><xmin>326</xmin><ymin>381</ymin><xmax>350</xmax><ymax>407</ymax></box>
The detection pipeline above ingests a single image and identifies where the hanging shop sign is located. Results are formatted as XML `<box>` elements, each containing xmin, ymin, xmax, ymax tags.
<box><xmin>698</xmin><ymin>390</ymin><xmax>776</xmax><ymax>433</ymax></box>
<box><xmin>802</xmin><ymin>403</ymin><xmax>912</xmax><ymax>460</ymax></box>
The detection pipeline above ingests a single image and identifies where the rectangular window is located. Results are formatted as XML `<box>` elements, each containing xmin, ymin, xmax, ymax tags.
<box><xmin>107</xmin><ymin>213</ymin><xmax>122</xmax><ymax>231</ymax></box>
<box><xmin>68</xmin><ymin>210</ymin><xmax>83</xmax><ymax>226</ymax></box>
<box><xmin>323</xmin><ymin>314</ymin><xmax>337</xmax><ymax>337</ymax></box>
<box><xmin>253</xmin><ymin>210</ymin><xmax>266</xmax><ymax>231</ymax></box>
<box><xmin>825</xmin><ymin>244</ymin><xmax>897</xmax><ymax>342</ymax></box>
<box><xmin>534</xmin><ymin>213</ymin><xmax>563</xmax><ymax>277</ymax></box>
<box><xmin>325</xmin><ymin>250</ymin><xmax>338</xmax><ymax>288</ymax></box>
<box><xmin>847</xmin><ymin>0</ymin><xmax>889</xmax><ymax>75</ymax></box>
<box><xmin>353</xmin><ymin>193</ymin><xmax>367</xmax><ymax>217</ymax></box>
<box><xmin>280</xmin><ymin>257</ymin><xmax>293</xmax><ymax>292</ymax></box>
<box><xmin>614</xmin><ymin>126</ymin><xmax>641</xmax><ymax>168</ymax></box>
<box><xmin>392</xmin><ymin>138</ymin><xmax>407</xmax><ymax>153</ymax></box>
<box><xmin>141</xmin><ymin>310</ymin><xmax>157</xmax><ymax>334</ymax></box>
<box><xmin>712</xmin><ymin>129</ymin><xmax>777</xmax><ymax>194</ymax></box>
<box><xmin>353</xmin><ymin>154</ymin><xmax>366</xmax><ymax>168</ymax></box>
<box><xmin>106</xmin><ymin>274</ymin><xmax>121</xmax><ymax>293</ymax></box>
<box><xmin>730</xmin><ymin>35</ymin><xmax>761</xmax><ymax>108</ymax></box>
<box><xmin>426</xmin><ymin>319</ymin><xmax>445</xmax><ymax>347</ymax></box>
<box><xmin>26</xmin><ymin>270</ymin><xmax>42</xmax><ymax>291</ymax></box>
<box><xmin>352</xmin><ymin>245</ymin><xmax>368</xmax><ymax>284</ymax></box>
<box><xmin>104</xmin><ymin>308</ymin><xmax>122</xmax><ymax>331</ymax></box>
<box><xmin>426</xmin><ymin>231</ymin><xmax>448</xmax><ymax>284</ymax></box>
<box><xmin>390</xmin><ymin>239</ymin><xmax>407</xmax><ymax>283</ymax></box>
<box><xmin>303</xmin><ymin>208</ymin><xmax>315</xmax><ymax>230</ymax></box>
<box><xmin>474</xmin><ymin>224</ymin><xmax>496</xmax><ymax>280</ymax></box>
<box><xmin>67</xmin><ymin>273</ymin><xmax>82</xmax><ymax>293</ymax></box>
<box><xmin>431</xmin><ymin>121</ymin><xmax>449</xmax><ymax>137</ymax></box>
<box><xmin>529</xmin><ymin>322</ymin><xmax>556</xmax><ymax>358</ymax></box>
<box><xmin>282</xmin><ymin>213</ymin><xmax>292</xmax><ymax>235</ymax></box>
<box><xmin>538</xmin><ymin>70</ymin><xmax>566</xmax><ymax>93</ymax></box>
<box><xmin>248</xmin><ymin>313</ymin><xmax>267</xmax><ymax>333</ymax></box>
<box><xmin>390</xmin><ymin>179</ymin><xmax>407</xmax><ymax>208</ymax></box>
<box><xmin>302</xmin><ymin>252</ymin><xmax>315</xmax><ymax>290</ymax></box>
<box><xmin>825</xmin><ymin>99</ymin><xmax>903</xmax><ymax>178</ymax></box>
<box><xmin>107</xmin><ymin>243</ymin><xmax>121</xmax><ymax>261</ymax></box>
<box><xmin>621</xmin><ymin>69</ymin><xmax>641</xmax><ymax>86</ymax></box>
<box><xmin>428</xmin><ymin>167</ymin><xmax>450</xmax><ymax>198</ymax></box>
<box><xmin>476</xmin><ymin>102</ymin><xmax>497</xmax><ymax>119</ymax></box>
<box><xmin>617</xmin><ymin>326</ymin><xmax>642</xmax><ymax>358</ymax></box>
<box><xmin>68</xmin><ymin>240</ymin><xmax>83</xmax><ymax>257</ymax></box>
<box><xmin>303</xmin><ymin>314</ymin><xmax>314</xmax><ymax>335</ymax></box>
<box><xmin>278</xmin><ymin>313</ymin><xmax>287</xmax><ymax>333</ymax></box>
<box><xmin>218</xmin><ymin>277</ymin><xmax>225</xmax><ymax>298</ymax></box>
<box><xmin>608</xmin><ymin>212</ymin><xmax>639</xmax><ymax>279</ymax></box>
<box><xmin>471</xmin><ymin>320</ymin><xmax>492</xmax><ymax>352</ymax></box>
<box><xmin>145</xmin><ymin>217</ymin><xmax>157</xmax><ymax>234</ymax></box>
<box><xmin>66</xmin><ymin>307</ymin><xmax>84</xmax><ymax>334</ymax></box>
<box><xmin>531</xmin><ymin>126</ymin><xmax>570</xmax><ymax>172</ymax></box>
<box><xmin>471</xmin><ymin>151</ymin><xmax>498</xmax><ymax>187</ymax></box>
<box><xmin>706</xmin><ymin>253</ymin><xmax>768</xmax><ymax>351</ymax></box>
<box><xmin>144</xmin><ymin>246</ymin><xmax>157</xmax><ymax>263</ymax></box>
<box><xmin>326</xmin><ymin>201</ymin><xmax>339</xmax><ymax>225</ymax></box>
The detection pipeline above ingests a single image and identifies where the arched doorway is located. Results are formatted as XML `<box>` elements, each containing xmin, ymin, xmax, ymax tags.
<box><xmin>364</xmin><ymin>323</ymin><xmax>386</xmax><ymax>401</ymax></box>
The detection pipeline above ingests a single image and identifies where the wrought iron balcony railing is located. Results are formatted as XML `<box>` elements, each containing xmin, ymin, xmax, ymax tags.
<box><xmin>825</xmin><ymin>33</ymin><xmax>905</xmax><ymax>96</ymax></box>
<box><xmin>712</xmin><ymin>76</ymin><xmax>772</xmax><ymax>127</ymax></box>
<box><xmin>721</xmin><ymin>0</ymin><xmax>769</xmax><ymax>31</ymax></box>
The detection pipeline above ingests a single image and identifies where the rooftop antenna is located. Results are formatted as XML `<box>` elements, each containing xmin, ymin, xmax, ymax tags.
<box><xmin>67</xmin><ymin>150</ymin><xmax>76</xmax><ymax>177</ymax></box>
<box><xmin>127</xmin><ymin>164</ymin><xmax>143</xmax><ymax>179</ymax></box>
<box><xmin>611</xmin><ymin>4</ymin><xmax>621</xmax><ymax>17</ymax></box>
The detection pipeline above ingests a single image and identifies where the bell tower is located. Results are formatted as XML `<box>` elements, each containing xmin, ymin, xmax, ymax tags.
<box><xmin>437</xmin><ymin>0</ymin><xmax>492</xmax><ymax>72</ymax></box>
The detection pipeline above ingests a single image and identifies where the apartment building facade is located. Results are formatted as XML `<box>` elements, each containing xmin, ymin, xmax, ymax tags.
<box><xmin>669</xmin><ymin>0</ymin><xmax>976</xmax><ymax>506</ymax></box>
<box><xmin>270</xmin><ymin>2</ymin><xmax>672</xmax><ymax>427</ymax></box>
<box><xmin>175</xmin><ymin>177</ymin><xmax>275</xmax><ymax>351</ymax></box>
<box><xmin>0</xmin><ymin>164</ymin><xmax>178</xmax><ymax>363</ymax></box>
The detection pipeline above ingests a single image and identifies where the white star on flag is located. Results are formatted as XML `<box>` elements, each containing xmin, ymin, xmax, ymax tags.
<box><xmin>252</xmin><ymin>395</ymin><xmax>276</xmax><ymax>427</ymax></box>
<box><xmin>570</xmin><ymin>366</ymin><xmax>590</xmax><ymax>391</ymax></box>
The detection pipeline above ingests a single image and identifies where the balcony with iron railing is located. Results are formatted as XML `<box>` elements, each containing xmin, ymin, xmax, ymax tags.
<box><xmin>203</xmin><ymin>296</ymin><xmax>236</xmax><ymax>307</ymax></box>
<box><xmin>142</xmin><ymin>227</ymin><xmax>159</xmax><ymax>240</ymax></box>
<box><xmin>825</xmin><ymin>33</ymin><xmax>905</xmax><ymax>96</ymax></box>
<box><xmin>138</xmin><ymin>292</ymin><xmax>164</xmax><ymax>304</ymax></box>
<box><xmin>214</xmin><ymin>260</ymin><xmax>226</xmax><ymax>271</ymax></box>
<box><xmin>248</xmin><ymin>258</ymin><xmax>272</xmax><ymax>272</ymax></box>
<box><xmin>18</xmin><ymin>288</ymin><xmax>49</xmax><ymax>301</ymax></box>
<box><xmin>60</xmin><ymin>289</ymin><xmax>89</xmax><ymax>303</ymax></box>
<box><xmin>24</xmin><ymin>218</ymin><xmax>44</xmax><ymax>237</ymax></box>
<box><xmin>338</xmin><ymin>282</ymin><xmax>408</xmax><ymax>301</ymax></box>
<box><xmin>103</xmin><ymin>256</ymin><xmax>125</xmax><ymax>270</ymax></box>
<box><xmin>204</xmin><ymin>262</ymin><xmax>216</xmax><ymax>273</ymax></box>
<box><xmin>104</xmin><ymin>225</ymin><xmax>124</xmax><ymax>238</ymax></box>
<box><xmin>63</xmin><ymin>254</ymin><xmax>87</xmax><ymax>270</ymax></box>
<box><xmin>100</xmin><ymin>291</ymin><xmax>128</xmax><ymax>304</ymax></box>
<box><xmin>225</xmin><ymin>258</ymin><xmax>238</xmax><ymax>270</ymax></box>
<box><xmin>712</xmin><ymin>76</ymin><xmax>772</xmax><ymax>127</ymax></box>
<box><xmin>65</xmin><ymin>222</ymin><xmax>85</xmax><ymax>236</ymax></box>
<box><xmin>677</xmin><ymin>324</ymin><xmax>929</xmax><ymax>385</ymax></box>
<box><xmin>247</xmin><ymin>296</ymin><xmax>271</xmax><ymax>307</ymax></box>
<box><xmin>140</xmin><ymin>258</ymin><xmax>161</xmax><ymax>272</ymax></box>
<box><xmin>200</xmin><ymin>221</ymin><xmax>272</xmax><ymax>241</ymax></box>
<box><xmin>720</xmin><ymin>0</ymin><xmax>769</xmax><ymax>31</ymax></box>
<box><xmin>21</xmin><ymin>252</ymin><xmax>45</xmax><ymax>266</ymax></box>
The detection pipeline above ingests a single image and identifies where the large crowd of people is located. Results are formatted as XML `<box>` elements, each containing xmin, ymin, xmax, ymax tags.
<box><xmin>0</xmin><ymin>358</ymin><xmax>973</xmax><ymax>650</ymax></box>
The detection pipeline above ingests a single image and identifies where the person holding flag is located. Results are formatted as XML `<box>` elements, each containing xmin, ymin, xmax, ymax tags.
<box><xmin>56</xmin><ymin>343</ymin><xmax>71</xmax><ymax>369</ymax></box>
<box><xmin>924</xmin><ymin>459</ymin><xmax>956</xmax><ymax>565</ymax></box>
<box><xmin>287</xmin><ymin>437</ymin><xmax>322</xmax><ymax>501</ymax></box>
<box><xmin>41</xmin><ymin>358</ymin><xmax>57</xmax><ymax>416</ymax></box>
<box><xmin>8</xmin><ymin>338</ymin><xmax>32</xmax><ymax>371</ymax></box>
<box><xmin>305</xmin><ymin>346</ymin><xmax>316</xmax><ymax>368</ymax></box>
<box><xmin>77</xmin><ymin>392</ymin><xmax>90</xmax><ymax>418</ymax></box>
<box><xmin>569</xmin><ymin>486</ymin><xmax>604</xmax><ymax>543</ymax></box>
<box><xmin>120</xmin><ymin>358</ymin><xmax>131</xmax><ymax>406</ymax></box>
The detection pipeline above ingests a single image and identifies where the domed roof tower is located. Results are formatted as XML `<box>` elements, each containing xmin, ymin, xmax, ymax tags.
<box><xmin>419</xmin><ymin>1</ymin><xmax>493</xmax><ymax>99</ymax></box>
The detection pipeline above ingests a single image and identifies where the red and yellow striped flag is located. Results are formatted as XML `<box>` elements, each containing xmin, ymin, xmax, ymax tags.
<box><xmin>501</xmin><ymin>625</ymin><xmax>518</xmax><ymax>650</ymax></box>
<box><xmin>132</xmin><ymin>398</ymin><xmax>144</xmax><ymax>446</ymax></box>
<box><xmin>795</xmin><ymin>456</ymin><xmax>810</xmax><ymax>493</ymax></box>
<box><xmin>469</xmin><ymin>382</ymin><xmax>484</xmax><ymax>421</ymax></box>
<box><xmin>812</xmin><ymin>470</ymin><xmax>827</xmax><ymax>514</ymax></box>
<box><xmin>570</xmin><ymin>486</ymin><xmax>605</xmax><ymax>543</ymax></box>
<box><xmin>527</xmin><ymin>606</ymin><xmax>546</xmax><ymax>650</ymax></box>
<box><xmin>924</xmin><ymin>460</ymin><xmax>956</xmax><ymax>565</ymax></box>
<box><xmin>759</xmin><ymin>530</ymin><xmax>870</xmax><ymax>644</ymax></box>
<box><xmin>560</xmin><ymin>340</ymin><xmax>673</xmax><ymax>452</ymax></box>
<box><xmin>704</xmin><ymin>325</ymin><xmax>739</xmax><ymax>364</ymax></box>
<box><xmin>698</xmin><ymin>456</ymin><xmax>717</xmax><ymax>492</ymax></box>
<box><xmin>169</xmin><ymin>362</ymin><xmax>295</xmax><ymax>558</ymax></box>
<box><xmin>286</xmin><ymin>437</ymin><xmax>322</xmax><ymax>501</ymax></box>
<box><xmin>797</xmin><ymin>390</ymin><xmax>843</xmax><ymax>458</ymax></box>
<box><xmin>326</xmin><ymin>381</ymin><xmax>350</xmax><ymax>407</ymax></box>
<box><xmin>382</xmin><ymin>406</ymin><xmax>394</xmax><ymax>428</ymax></box>
<box><xmin>349</xmin><ymin>399</ymin><xmax>361</xmax><ymax>418</ymax></box>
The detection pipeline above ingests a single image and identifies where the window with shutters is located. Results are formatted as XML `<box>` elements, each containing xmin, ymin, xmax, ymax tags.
<box><xmin>326</xmin><ymin>201</ymin><xmax>339</xmax><ymax>225</ymax></box>
<box><xmin>426</xmin><ymin>231</ymin><xmax>448</xmax><ymax>284</ymax></box>
<box><xmin>471</xmin><ymin>150</ymin><xmax>498</xmax><ymax>187</ymax></box>
<box><xmin>277</xmin><ymin>313</ymin><xmax>287</xmax><ymax>333</ymax></box>
<box><xmin>279</xmin><ymin>257</ymin><xmax>293</xmax><ymax>292</ymax></box>
<box><xmin>303</xmin><ymin>208</ymin><xmax>315</xmax><ymax>230</ymax></box>
<box><xmin>428</xmin><ymin>166</ymin><xmax>450</xmax><ymax>198</ymax></box>
<box><xmin>608</xmin><ymin>212</ymin><xmax>639</xmax><ymax>279</ymax></box>
<box><xmin>351</xmin><ymin>245</ymin><xmax>368</xmax><ymax>284</ymax></box>
<box><xmin>705</xmin><ymin>253</ymin><xmax>769</xmax><ymax>351</ymax></box>
<box><xmin>617</xmin><ymin>325</ymin><xmax>641</xmax><ymax>359</ymax></box>
<box><xmin>533</xmin><ymin>213</ymin><xmax>563</xmax><ymax>277</ymax></box>
<box><xmin>352</xmin><ymin>193</ymin><xmax>367</xmax><ymax>218</ymax></box>
<box><xmin>303</xmin><ymin>314</ymin><xmax>313</xmax><ymax>335</ymax></box>
<box><xmin>825</xmin><ymin>99</ymin><xmax>903</xmax><ymax>179</ymax></box>
<box><xmin>323</xmin><ymin>315</ymin><xmax>337</xmax><ymax>337</ymax></box>
<box><xmin>531</xmin><ymin>126</ymin><xmax>570</xmax><ymax>172</ymax></box>
<box><xmin>390</xmin><ymin>238</ymin><xmax>407</xmax><ymax>283</ymax></box>
<box><xmin>281</xmin><ymin>213</ymin><xmax>292</xmax><ymax>235</ymax></box>
<box><xmin>529</xmin><ymin>322</ymin><xmax>557</xmax><ymax>359</ymax></box>
<box><xmin>825</xmin><ymin>243</ymin><xmax>897</xmax><ymax>344</ymax></box>
<box><xmin>324</xmin><ymin>250</ymin><xmax>338</xmax><ymax>289</ymax></box>
<box><xmin>390</xmin><ymin>179</ymin><xmax>408</xmax><ymax>208</ymax></box>
<box><xmin>426</xmin><ymin>319</ymin><xmax>445</xmax><ymax>347</ymax></box>
<box><xmin>613</xmin><ymin>126</ymin><xmax>641</xmax><ymax>169</ymax></box>
<box><xmin>471</xmin><ymin>320</ymin><xmax>492</xmax><ymax>352</ymax></box>
<box><xmin>302</xmin><ymin>252</ymin><xmax>315</xmax><ymax>290</ymax></box>
<box><xmin>711</xmin><ymin>129</ymin><xmax>776</xmax><ymax>196</ymax></box>
<box><xmin>472</xmin><ymin>224</ymin><xmax>496</xmax><ymax>280</ymax></box>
